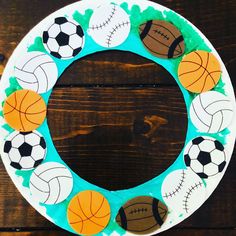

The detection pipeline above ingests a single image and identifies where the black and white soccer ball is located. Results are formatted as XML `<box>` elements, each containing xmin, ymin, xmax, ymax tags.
<box><xmin>3</xmin><ymin>131</ymin><xmax>47</xmax><ymax>170</ymax></box>
<box><xmin>184</xmin><ymin>136</ymin><xmax>227</xmax><ymax>179</ymax></box>
<box><xmin>43</xmin><ymin>17</ymin><xmax>84</xmax><ymax>59</ymax></box>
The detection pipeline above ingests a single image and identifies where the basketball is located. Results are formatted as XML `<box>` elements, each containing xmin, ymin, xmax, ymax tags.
<box><xmin>190</xmin><ymin>91</ymin><xmax>233</xmax><ymax>133</ymax></box>
<box><xmin>14</xmin><ymin>52</ymin><xmax>58</xmax><ymax>94</ymax></box>
<box><xmin>139</xmin><ymin>20</ymin><xmax>185</xmax><ymax>59</ymax></box>
<box><xmin>29</xmin><ymin>162</ymin><xmax>73</xmax><ymax>205</ymax></box>
<box><xmin>3</xmin><ymin>90</ymin><xmax>47</xmax><ymax>132</ymax></box>
<box><xmin>67</xmin><ymin>190</ymin><xmax>111</xmax><ymax>235</ymax></box>
<box><xmin>178</xmin><ymin>50</ymin><xmax>222</xmax><ymax>93</ymax></box>
<box><xmin>116</xmin><ymin>196</ymin><xmax>168</xmax><ymax>234</ymax></box>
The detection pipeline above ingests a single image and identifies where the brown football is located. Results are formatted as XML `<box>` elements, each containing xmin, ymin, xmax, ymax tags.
<box><xmin>139</xmin><ymin>20</ymin><xmax>185</xmax><ymax>59</ymax></box>
<box><xmin>116</xmin><ymin>196</ymin><xmax>168</xmax><ymax>235</ymax></box>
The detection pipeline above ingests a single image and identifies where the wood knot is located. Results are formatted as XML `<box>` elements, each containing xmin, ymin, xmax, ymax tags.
<box><xmin>133</xmin><ymin>115</ymin><xmax>168</xmax><ymax>139</ymax></box>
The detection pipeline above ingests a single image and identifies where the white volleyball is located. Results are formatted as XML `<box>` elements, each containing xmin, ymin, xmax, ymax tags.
<box><xmin>14</xmin><ymin>52</ymin><xmax>58</xmax><ymax>94</ymax></box>
<box><xmin>190</xmin><ymin>91</ymin><xmax>234</xmax><ymax>133</ymax></box>
<box><xmin>88</xmin><ymin>4</ymin><xmax>131</xmax><ymax>48</ymax></box>
<box><xmin>29</xmin><ymin>162</ymin><xmax>73</xmax><ymax>205</ymax></box>
<box><xmin>161</xmin><ymin>169</ymin><xmax>206</xmax><ymax>216</ymax></box>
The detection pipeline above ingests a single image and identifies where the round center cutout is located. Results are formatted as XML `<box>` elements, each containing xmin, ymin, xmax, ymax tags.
<box><xmin>48</xmin><ymin>51</ymin><xmax>187</xmax><ymax>190</ymax></box>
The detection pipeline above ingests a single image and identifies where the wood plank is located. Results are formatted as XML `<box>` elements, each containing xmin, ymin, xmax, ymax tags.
<box><xmin>47</xmin><ymin>87</ymin><xmax>187</xmax><ymax>190</ymax></box>
<box><xmin>0</xmin><ymin>0</ymin><xmax>235</xmax><ymax>85</ymax></box>
<box><xmin>0</xmin><ymin>87</ymin><xmax>235</xmax><ymax>228</ymax></box>
<box><xmin>0</xmin><ymin>229</ymin><xmax>235</xmax><ymax>236</ymax></box>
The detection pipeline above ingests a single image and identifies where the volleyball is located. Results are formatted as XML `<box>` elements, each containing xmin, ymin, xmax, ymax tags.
<box><xmin>14</xmin><ymin>52</ymin><xmax>58</xmax><ymax>94</ymax></box>
<box><xmin>190</xmin><ymin>91</ymin><xmax>234</xmax><ymax>133</ymax></box>
<box><xmin>29</xmin><ymin>162</ymin><xmax>73</xmax><ymax>205</ymax></box>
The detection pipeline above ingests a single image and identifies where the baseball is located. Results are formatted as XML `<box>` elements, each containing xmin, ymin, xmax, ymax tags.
<box><xmin>161</xmin><ymin>169</ymin><xmax>206</xmax><ymax>215</ymax></box>
<box><xmin>88</xmin><ymin>3</ymin><xmax>131</xmax><ymax>48</ymax></box>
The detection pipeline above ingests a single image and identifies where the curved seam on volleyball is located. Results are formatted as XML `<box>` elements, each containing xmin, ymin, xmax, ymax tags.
<box><xmin>54</xmin><ymin>177</ymin><xmax>61</xmax><ymax>204</ymax></box>
<box><xmin>38</xmin><ymin>167</ymin><xmax>68</xmax><ymax>177</ymax></box>
<box><xmin>192</xmin><ymin>102</ymin><xmax>210</xmax><ymax>128</ymax></box>
<box><xmin>204</xmin><ymin>99</ymin><xmax>231</xmax><ymax>110</ymax></box>
<box><xmin>30</xmin><ymin>180</ymin><xmax>49</xmax><ymax>193</ymax></box>
<box><xmin>44</xmin><ymin>181</ymin><xmax>51</xmax><ymax>204</ymax></box>
<box><xmin>21</xmin><ymin>54</ymin><xmax>45</xmax><ymax>70</ymax></box>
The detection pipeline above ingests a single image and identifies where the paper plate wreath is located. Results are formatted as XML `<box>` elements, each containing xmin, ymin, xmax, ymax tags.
<box><xmin>0</xmin><ymin>0</ymin><xmax>235</xmax><ymax>235</ymax></box>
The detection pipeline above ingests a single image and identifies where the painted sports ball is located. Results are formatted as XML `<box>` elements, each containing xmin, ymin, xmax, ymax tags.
<box><xmin>190</xmin><ymin>91</ymin><xmax>233</xmax><ymax>133</ymax></box>
<box><xmin>116</xmin><ymin>196</ymin><xmax>168</xmax><ymax>235</ymax></box>
<box><xmin>184</xmin><ymin>136</ymin><xmax>227</xmax><ymax>179</ymax></box>
<box><xmin>139</xmin><ymin>20</ymin><xmax>185</xmax><ymax>59</ymax></box>
<box><xmin>43</xmin><ymin>17</ymin><xmax>85</xmax><ymax>59</ymax></box>
<box><xmin>30</xmin><ymin>162</ymin><xmax>73</xmax><ymax>205</ymax></box>
<box><xmin>3</xmin><ymin>130</ymin><xmax>46</xmax><ymax>170</ymax></box>
<box><xmin>14</xmin><ymin>52</ymin><xmax>58</xmax><ymax>94</ymax></box>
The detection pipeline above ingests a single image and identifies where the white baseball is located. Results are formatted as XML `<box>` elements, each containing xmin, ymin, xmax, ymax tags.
<box><xmin>190</xmin><ymin>91</ymin><xmax>234</xmax><ymax>133</ymax></box>
<box><xmin>88</xmin><ymin>3</ymin><xmax>131</xmax><ymax>48</ymax></box>
<box><xmin>14</xmin><ymin>52</ymin><xmax>58</xmax><ymax>94</ymax></box>
<box><xmin>161</xmin><ymin>169</ymin><xmax>206</xmax><ymax>216</ymax></box>
<box><xmin>30</xmin><ymin>162</ymin><xmax>73</xmax><ymax>205</ymax></box>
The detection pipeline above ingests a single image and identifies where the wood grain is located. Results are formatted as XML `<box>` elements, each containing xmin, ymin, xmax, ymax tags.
<box><xmin>0</xmin><ymin>0</ymin><xmax>235</xmax><ymax>235</ymax></box>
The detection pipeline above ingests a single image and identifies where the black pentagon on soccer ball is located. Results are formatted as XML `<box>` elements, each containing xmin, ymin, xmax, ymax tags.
<box><xmin>184</xmin><ymin>154</ymin><xmax>191</xmax><ymax>166</ymax></box>
<box><xmin>55</xmin><ymin>17</ymin><xmax>68</xmax><ymax>25</ymax></box>
<box><xmin>19</xmin><ymin>143</ymin><xmax>32</xmax><ymax>157</ymax></box>
<box><xmin>4</xmin><ymin>141</ymin><xmax>12</xmax><ymax>153</ymax></box>
<box><xmin>76</xmin><ymin>25</ymin><xmax>84</xmax><ymax>37</ymax></box>
<box><xmin>56</xmin><ymin>32</ymin><xmax>70</xmax><ymax>46</ymax></box>
<box><xmin>50</xmin><ymin>51</ymin><xmax>61</xmax><ymax>59</ymax></box>
<box><xmin>43</xmin><ymin>31</ymin><xmax>49</xmax><ymax>43</ymax></box>
<box><xmin>40</xmin><ymin>137</ymin><xmax>46</xmax><ymax>149</ymax></box>
<box><xmin>11</xmin><ymin>162</ymin><xmax>22</xmax><ymax>170</ymax></box>
<box><xmin>34</xmin><ymin>159</ymin><xmax>43</xmax><ymax>168</ymax></box>
<box><xmin>72</xmin><ymin>47</ymin><xmax>82</xmax><ymax>57</ymax></box>
<box><xmin>197</xmin><ymin>151</ymin><xmax>212</xmax><ymax>165</ymax></box>
<box><xmin>214</xmin><ymin>140</ymin><xmax>224</xmax><ymax>151</ymax></box>
<box><xmin>192</xmin><ymin>136</ymin><xmax>204</xmax><ymax>145</ymax></box>
<box><xmin>219</xmin><ymin>161</ymin><xmax>226</xmax><ymax>172</ymax></box>
<box><xmin>197</xmin><ymin>172</ymin><xmax>209</xmax><ymax>179</ymax></box>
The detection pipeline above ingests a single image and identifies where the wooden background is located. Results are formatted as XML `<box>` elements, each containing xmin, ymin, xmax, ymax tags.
<box><xmin>0</xmin><ymin>0</ymin><xmax>235</xmax><ymax>235</ymax></box>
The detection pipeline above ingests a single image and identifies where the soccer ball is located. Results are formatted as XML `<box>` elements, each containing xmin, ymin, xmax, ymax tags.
<box><xmin>43</xmin><ymin>17</ymin><xmax>84</xmax><ymax>59</ymax></box>
<box><xmin>3</xmin><ymin>131</ymin><xmax>47</xmax><ymax>170</ymax></box>
<box><xmin>184</xmin><ymin>136</ymin><xmax>227</xmax><ymax>179</ymax></box>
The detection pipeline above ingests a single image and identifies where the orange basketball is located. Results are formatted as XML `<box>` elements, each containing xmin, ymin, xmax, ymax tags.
<box><xmin>67</xmin><ymin>190</ymin><xmax>111</xmax><ymax>235</ymax></box>
<box><xmin>3</xmin><ymin>90</ymin><xmax>46</xmax><ymax>132</ymax></box>
<box><xmin>178</xmin><ymin>50</ymin><xmax>221</xmax><ymax>93</ymax></box>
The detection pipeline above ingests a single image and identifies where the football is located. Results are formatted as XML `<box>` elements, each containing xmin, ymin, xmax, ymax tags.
<box><xmin>139</xmin><ymin>20</ymin><xmax>185</xmax><ymax>59</ymax></box>
<box><xmin>3</xmin><ymin>131</ymin><xmax>47</xmax><ymax>170</ymax></box>
<box><xmin>184</xmin><ymin>136</ymin><xmax>227</xmax><ymax>178</ymax></box>
<box><xmin>43</xmin><ymin>17</ymin><xmax>84</xmax><ymax>59</ymax></box>
<box><xmin>116</xmin><ymin>196</ymin><xmax>168</xmax><ymax>234</ymax></box>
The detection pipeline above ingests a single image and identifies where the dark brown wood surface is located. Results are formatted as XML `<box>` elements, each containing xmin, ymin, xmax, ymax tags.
<box><xmin>0</xmin><ymin>0</ymin><xmax>235</xmax><ymax>235</ymax></box>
